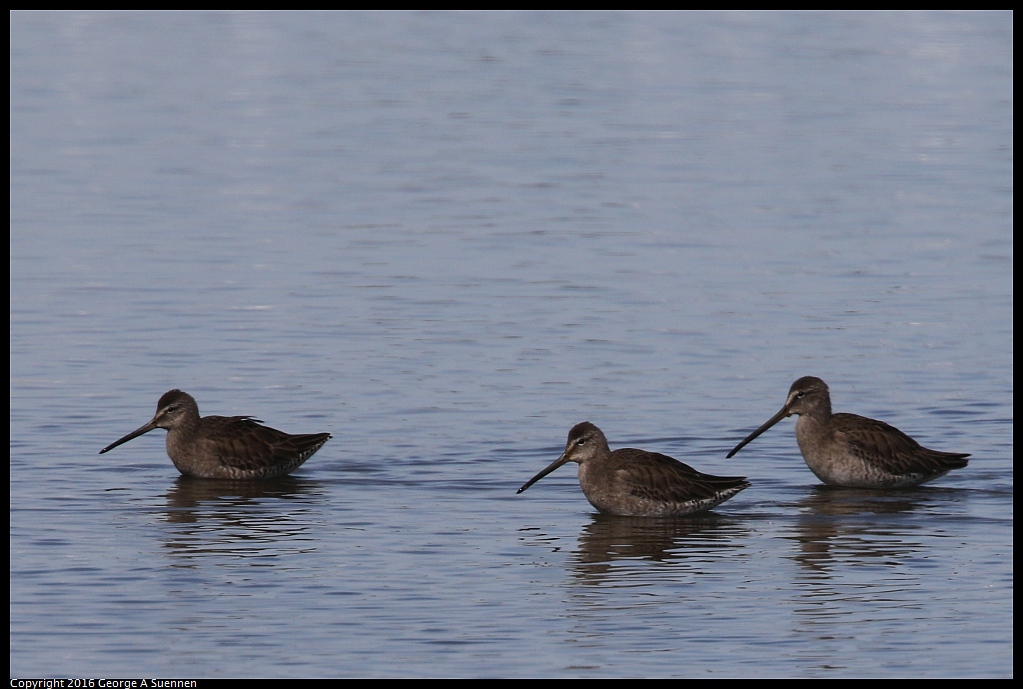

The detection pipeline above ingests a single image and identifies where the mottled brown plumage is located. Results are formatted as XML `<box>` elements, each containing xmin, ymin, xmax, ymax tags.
<box><xmin>727</xmin><ymin>376</ymin><xmax>969</xmax><ymax>488</ymax></box>
<box><xmin>100</xmin><ymin>390</ymin><xmax>331</xmax><ymax>479</ymax></box>
<box><xmin>518</xmin><ymin>422</ymin><xmax>749</xmax><ymax>516</ymax></box>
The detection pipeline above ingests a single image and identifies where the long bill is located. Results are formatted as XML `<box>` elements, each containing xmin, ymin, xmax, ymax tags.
<box><xmin>99</xmin><ymin>420</ymin><xmax>159</xmax><ymax>454</ymax></box>
<box><xmin>726</xmin><ymin>406</ymin><xmax>791</xmax><ymax>458</ymax></box>
<box><xmin>517</xmin><ymin>453</ymin><xmax>571</xmax><ymax>494</ymax></box>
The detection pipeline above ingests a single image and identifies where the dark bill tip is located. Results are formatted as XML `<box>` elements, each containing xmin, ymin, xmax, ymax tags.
<box><xmin>517</xmin><ymin>453</ymin><xmax>570</xmax><ymax>494</ymax></box>
<box><xmin>99</xmin><ymin>422</ymin><xmax>157</xmax><ymax>454</ymax></box>
<box><xmin>726</xmin><ymin>406</ymin><xmax>790</xmax><ymax>458</ymax></box>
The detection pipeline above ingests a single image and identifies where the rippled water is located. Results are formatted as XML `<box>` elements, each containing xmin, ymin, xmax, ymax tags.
<box><xmin>10</xmin><ymin>11</ymin><xmax>1012</xmax><ymax>677</ymax></box>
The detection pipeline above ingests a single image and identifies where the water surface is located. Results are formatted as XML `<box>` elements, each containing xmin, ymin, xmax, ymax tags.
<box><xmin>10</xmin><ymin>11</ymin><xmax>1012</xmax><ymax>677</ymax></box>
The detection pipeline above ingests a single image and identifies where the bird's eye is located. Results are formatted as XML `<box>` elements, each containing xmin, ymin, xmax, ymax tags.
<box><xmin>576</xmin><ymin>438</ymin><xmax>587</xmax><ymax>446</ymax></box>
<box><xmin>795</xmin><ymin>392</ymin><xmax>805</xmax><ymax>399</ymax></box>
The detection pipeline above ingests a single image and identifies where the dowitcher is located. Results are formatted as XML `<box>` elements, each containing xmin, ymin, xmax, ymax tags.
<box><xmin>726</xmin><ymin>376</ymin><xmax>969</xmax><ymax>488</ymax></box>
<box><xmin>99</xmin><ymin>390</ymin><xmax>331</xmax><ymax>479</ymax></box>
<box><xmin>517</xmin><ymin>422</ymin><xmax>749</xmax><ymax>516</ymax></box>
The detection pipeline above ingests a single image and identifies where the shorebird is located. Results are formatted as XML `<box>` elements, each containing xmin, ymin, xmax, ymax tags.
<box><xmin>726</xmin><ymin>376</ymin><xmax>969</xmax><ymax>488</ymax></box>
<box><xmin>100</xmin><ymin>390</ymin><xmax>331</xmax><ymax>479</ymax></box>
<box><xmin>518</xmin><ymin>422</ymin><xmax>749</xmax><ymax>516</ymax></box>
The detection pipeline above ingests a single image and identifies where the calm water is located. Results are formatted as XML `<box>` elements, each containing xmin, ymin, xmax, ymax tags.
<box><xmin>10</xmin><ymin>11</ymin><xmax>1012</xmax><ymax>678</ymax></box>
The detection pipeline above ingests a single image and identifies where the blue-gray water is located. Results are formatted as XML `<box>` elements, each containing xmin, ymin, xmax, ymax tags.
<box><xmin>10</xmin><ymin>11</ymin><xmax>1012</xmax><ymax>678</ymax></box>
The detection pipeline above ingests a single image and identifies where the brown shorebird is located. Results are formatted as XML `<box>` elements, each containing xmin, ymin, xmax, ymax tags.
<box><xmin>99</xmin><ymin>390</ymin><xmax>331</xmax><ymax>479</ymax></box>
<box><xmin>726</xmin><ymin>376</ymin><xmax>969</xmax><ymax>488</ymax></box>
<box><xmin>517</xmin><ymin>422</ymin><xmax>749</xmax><ymax>517</ymax></box>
